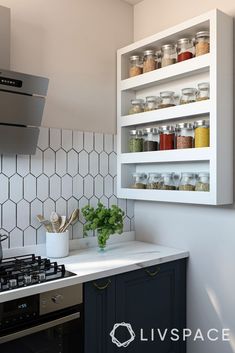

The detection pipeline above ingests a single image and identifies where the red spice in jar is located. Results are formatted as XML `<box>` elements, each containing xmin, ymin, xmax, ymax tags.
<box><xmin>178</xmin><ymin>51</ymin><xmax>193</xmax><ymax>62</ymax></box>
<box><xmin>160</xmin><ymin>133</ymin><xmax>175</xmax><ymax>150</ymax></box>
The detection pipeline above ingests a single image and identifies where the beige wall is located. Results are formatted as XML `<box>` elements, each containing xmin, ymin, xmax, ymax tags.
<box><xmin>134</xmin><ymin>0</ymin><xmax>235</xmax><ymax>40</ymax></box>
<box><xmin>0</xmin><ymin>0</ymin><xmax>133</xmax><ymax>133</ymax></box>
<box><xmin>134</xmin><ymin>2</ymin><xmax>235</xmax><ymax>353</ymax></box>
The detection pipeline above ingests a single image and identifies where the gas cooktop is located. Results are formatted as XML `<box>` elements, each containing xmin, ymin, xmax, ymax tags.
<box><xmin>0</xmin><ymin>254</ymin><xmax>75</xmax><ymax>292</ymax></box>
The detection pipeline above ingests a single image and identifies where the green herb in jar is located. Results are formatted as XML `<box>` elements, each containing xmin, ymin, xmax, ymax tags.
<box><xmin>129</xmin><ymin>130</ymin><xmax>143</xmax><ymax>153</ymax></box>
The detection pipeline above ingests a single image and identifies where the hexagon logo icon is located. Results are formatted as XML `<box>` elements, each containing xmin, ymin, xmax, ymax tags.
<box><xmin>110</xmin><ymin>322</ymin><xmax>136</xmax><ymax>348</ymax></box>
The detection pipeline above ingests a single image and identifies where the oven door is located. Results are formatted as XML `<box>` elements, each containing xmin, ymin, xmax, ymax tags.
<box><xmin>0</xmin><ymin>310</ymin><xmax>83</xmax><ymax>353</ymax></box>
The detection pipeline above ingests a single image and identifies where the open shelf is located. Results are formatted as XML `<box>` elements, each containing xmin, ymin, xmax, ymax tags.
<box><xmin>120</xmin><ymin>148</ymin><xmax>211</xmax><ymax>164</ymax></box>
<box><xmin>117</xmin><ymin>188</ymin><xmax>214</xmax><ymax>205</ymax></box>
<box><xmin>120</xmin><ymin>100</ymin><xmax>211</xmax><ymax>127</ymax></box>
<box><xmin>117</xmin><ymin>9</ymin><xmax>233</xmax><ymax>205</ymax></box>
<box><xmin>120</xmin><ymin>54</ymin><xmax>210</xmax><ymax>92</ymax></box>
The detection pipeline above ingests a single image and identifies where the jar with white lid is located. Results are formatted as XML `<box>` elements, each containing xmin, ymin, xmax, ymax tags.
<box><xmin>180</xmin><ymin>88</ymin><xmax>197</xmax><ymax>104</ymax></box>
<box><xmin>160</xmin><ymin>125</ymin><xmax>175</xmax><ymax>150</ymax></box>
<box><xmin>195</xmin><ymin>31</ymin><xmax>210</xmax><ymax>56</ymax></box>
<box><xmin>129</xmin><ymin>129</ymin><xmax>143</xmax><ymax>152</ymax></box>
<box><xmin>161</xmin><ymin>44</ymin><xmax>177</xmax><ymax>67</ymax></box>
<box><xmin>143</xmin><ymin>50</ymin><xmax>156</xmax><ymax>73</ymax></box>
<box><xmin>129</xmin><ymin>55</ymin><xmax>143</xmax><ymax>78</ymax></box>
<box><xmin>143</xmin><ymin>127</ymin><xmax>159</xmax><ymax>151</ymax></box>
<box><xmin>195</xmin><ymin>172</ymin><xmax>210</xmax><ymax>192</ymax></box>
<box><xmin>194</xmin><ymin>120</ymin><xmax>210</xmax><ymax>148</ymax></box>
<box><xmin>144</xmin><ymin>96</ymin><xmax>160</xmax><ymax>111</ymax></box>
<box><xmin>160</xmin><ymin>173</ymin><xmax>176</xmax><ymax>190</ymax></box>
<box><xmin>196</xmin><ymin>82</ymin><xmax>210</xmax><ymax>101</ymax></box>
<box><xmin>179</xmin><ymin>172</ymin><xmax>195</xmax><ymax>191</ymax></box>
<box><xmin>146</xmin><ymin>173</ymin><xmax>162</xmax><ymax>189</ymax></box>
<box><xmin>159</xmin><ymin>91</ymin><xmax>176</xmax><ymax>109</ymax></box>
<box><xmin>131</xmin><ymin>173</ymin><xmax>147</xmax><ymax>189</ymax></box>
<box><xmin>177</xmin><ymin>38</ymin><xmax>194</xmax><ymax>62</ymax></box>
<box><xmin>129</xmin><ymin>99</ymin><xmax>144</xmax><ymax>115</ymax></box>
<box><xmin>155</xmin><ymin>50</ymin><xmax>162</xmax><ymax>69</ymax></box>
<box><xmin>176</xmin><ymin>123</ymin><xmax>194</xmax><ymax>149</ymax></box>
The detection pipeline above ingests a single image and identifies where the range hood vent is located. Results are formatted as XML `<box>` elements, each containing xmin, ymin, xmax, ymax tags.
<box><xmin>0</xmin><ymin>69</ymin><xmax>49</xmax><ymax>155</ymax></box>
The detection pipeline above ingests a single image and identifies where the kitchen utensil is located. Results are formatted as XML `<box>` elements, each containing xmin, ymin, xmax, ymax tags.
<box><xmin>50</xmin><ymin>212</ymin><xmax>61</xmax><ymax>233</ymax></box>
<box><xmin>0</xmin><ymin>234</ymin><xmax>8</xmax><ymax>262</ymax></box>
<box><xmin>61</xmin><ymin>209</ymin><xmax>79</xmax><ymax>232</ymax></box>
<box><xmin>37</xmin><ymin>215</ymin><xmax>53</xmax><ymax>232</ymax></box>
<box><xmin>59</xmin><ymin>216</ymin><xmax>67</xmax><ymax>232</ymax></box>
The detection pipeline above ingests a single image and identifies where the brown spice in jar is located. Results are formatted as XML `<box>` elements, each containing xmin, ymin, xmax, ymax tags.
<box><xmin>160</xmin><ymin>185</ymin><xmax>176</xmax><ymax>190</ymax></box>
<box><xmin>158</xmin><ymin>103</ymin><xmax>175</xmax><ymax>109</ymax></box>
<box><xmin>196</xmin><ymin>42</ymin><xmax>209</xmax><ymax>56</ymax></box>
<box><xmin>196</xmin><ymin>96</ymin><xmax>209</xmax><ymax>101</ymax></box>
<box><xmin>129</xmin><ymin>66</ymin><xmax>142</xmax><ymax>77</ymax></box>
<box><xmin>146</xmin><ymin>182</ymin><xmax>161</xmax><ymax>190</ymax></box>
<box><xmin>143</xmin><ymin>58</ymin><xmax>156</xmax><ymax>73</ymax></box>
<box><xmin>179</xmin><ymin>184</ymin><xmax>195</xmax><ymax>191</ymax></box>
<box><xmin>131</xmin><ymin>183</ymin><xmax>146</xmax><ymax>189</ymax></box>
<box><xmin>162</xmin><ymin>58</ymin><xmax>176</xmax><ymax>67</ymax></box>
<box><xmin>177</xmin><ymin>136</ymin><xmax>193</xmax><ymax>149</ymax></box>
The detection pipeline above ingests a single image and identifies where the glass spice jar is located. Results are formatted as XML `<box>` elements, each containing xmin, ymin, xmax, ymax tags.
<box><xmin>160</xmin><ymin>173</ymin><xmax>176</xmax><ymax>190</ymax></box>
<box><xmin>146</xmin><ymin>173</ymin><xmax>162</xmax><ymax>189</ymax></box>
<box><xmin>143</xmin><ymin>50</ymin><xmax>156</xmax><ymax>73</ymax></box>
<box><xmin>177</xmin><ymin>38</ymin><xmax>194</xmax><ymax>62</ymax></box>
<box><xmin>129</xmin><ymin>99</ymin><xmax>144</xmax><ymax>115</ymax></box>
<box><xmin>159</xmin><ymin>91</ymin><xmax>176</xmax><ymax>109</ymax></box>
<box><xmin>161</xmin><ymin>44</ymin><xmax>177</xmax><ymax>67</ymax></box>
<box><xmin>195</xmin><ymin>172</ymin><xmax>210</xmax><ymax>192</ymax></box>
<box><xmin>160</xmin><ymin>125</ymin><xmax>175</xmax><ymax>150</ymax></box>
<box><xmin>131</xmin><ymin>173</ymin><xmax>147</xmax><ymax>189</ymax></box>
<box><xmin>196</xmin><ymin>82</ymin><xmax>210</xmax><ymax>101</ymax></box>
<box><xmin>155</xmin><ymin>50</ymin><xmax>162</xmax><ymax>69</ymax></box>
<box><xmin>144</xmin><ymin>96</ymin><xmax>160</xmax><ymax>111</ymax></box>
<box><xmin>195</xmin><ymin>31</ymin><xmax>210</xmax><ymax>57</ymax></box>
<box><xmin>176</xmin><ymin>123</ymin><xmax>194</xmax><ymax>149</ymax></box>
<box><xmin>143</xmin><ymin>127</ymin><xmax>159</xmax><ymax>151</ymax></box>
<box><xmin>180</xmin><ymin>88</ymin><xmax>197</xmax><ymax>104</ymax></box>
<box><xmin>179</xmin><ymin>173</ymin><xmax>195</xmax><ymax>191</ymax></box>
<box><xmin>194</xmin><ymin>120</ymin><xmax>210</xmax><ymax>148</ymax></box>
<box><xmin>129</xmin><ymin>130</ymin><xmax>143</xmax><ymax>152</ymax></box>
<box><xmin>129</xmin><ymin>55</ymin><xmax>143</xmax><ymax>78</ymax></box>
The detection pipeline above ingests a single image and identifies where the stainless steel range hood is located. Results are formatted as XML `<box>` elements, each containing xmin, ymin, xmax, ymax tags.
<box><xmin>0</xmin><ymin>69</ymin><xmax>49</xmax><ymax>155</ymax></box>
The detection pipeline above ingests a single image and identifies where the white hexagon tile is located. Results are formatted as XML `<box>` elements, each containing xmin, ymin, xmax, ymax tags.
<box><xmin>0</xmin><ymin>127</ymin><xmax>134</xmax><ymax>248</ymax></box>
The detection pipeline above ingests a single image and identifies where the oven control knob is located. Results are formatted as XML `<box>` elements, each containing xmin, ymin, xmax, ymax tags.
<box><xmin>51</xmin><ymin>294</ymin><xmax>63</xmax><ymax>304</ymax></box>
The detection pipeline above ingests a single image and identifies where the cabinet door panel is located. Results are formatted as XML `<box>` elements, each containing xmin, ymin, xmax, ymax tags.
<box><xmin>115</xmin><ymin>260</ymin><xmax>186</xmax><ymax>353</ymax></box>
<box><xmin>84</xmin><ymin>276</ymin><xmax>116</xmax><ymax>353</ymax></box>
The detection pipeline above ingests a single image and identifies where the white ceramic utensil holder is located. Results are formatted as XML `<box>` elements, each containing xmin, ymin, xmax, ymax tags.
<box><xmin>46</xmin><ymin>231</ymin><xmax>69</xmax><ymax>258</ymax></box>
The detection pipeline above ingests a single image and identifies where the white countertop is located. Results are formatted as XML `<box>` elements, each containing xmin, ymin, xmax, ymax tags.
<box><xmin>0</xmin><ymin>241</ymin><xmax>189</xmax><ymax>303</ymax></box>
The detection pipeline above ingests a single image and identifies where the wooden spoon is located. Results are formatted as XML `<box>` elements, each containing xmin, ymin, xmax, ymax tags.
<box><xmin>59</xmin><ymin>216</ymin><xmax>67</xmax><ymax>232</ymax></box>
<box><xmin>61</xmin><ymin>209</ymin><xmax>79</xmax><ymax>233</ymax></box>
<box><xmin>37</xmin><ymin>215</ymin><xmax>53</xmax><ymax>232</ymax></box>
<box><xmin>50</xmin><ymin>212</ymin><xmax>61</xmax><ymax>233</ymax></box>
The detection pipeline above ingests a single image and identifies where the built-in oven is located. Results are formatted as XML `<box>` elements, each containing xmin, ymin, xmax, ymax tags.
<box><xmin>0</xmin><ymin>284</ymin><xmax>83</xmax><ymax>353</ymax></box>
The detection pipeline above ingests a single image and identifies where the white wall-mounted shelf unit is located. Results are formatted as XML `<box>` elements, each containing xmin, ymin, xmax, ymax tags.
<box><xmin>117</xmin><ymin>9</ymin><xmax>233</xmax><ymax>205</ymax></box>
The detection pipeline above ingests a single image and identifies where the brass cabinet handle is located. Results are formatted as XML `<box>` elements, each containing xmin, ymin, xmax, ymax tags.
<box><xmin>93</xmin><ymin>279</ymin><xmax>111</xmax><ymax>290</ymax></box>
<box><xmin>144</xmin><ymin>267</ymin><xmax>160</xmax><ymax>277</ymax></box>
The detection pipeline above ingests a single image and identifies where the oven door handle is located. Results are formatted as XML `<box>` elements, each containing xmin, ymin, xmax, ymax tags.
<box><xmin>0</xmin><ymin>311</ymin><xmax>80</xmax><ymax>344</ymax></box>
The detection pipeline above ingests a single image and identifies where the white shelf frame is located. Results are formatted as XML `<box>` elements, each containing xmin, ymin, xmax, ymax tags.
<box><xmin>117</xmin><ymin>9</ymin><xmax>233</xmax><ymax>205</ymax></box>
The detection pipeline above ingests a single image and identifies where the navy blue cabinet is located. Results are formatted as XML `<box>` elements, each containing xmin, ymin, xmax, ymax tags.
<box><xmin>84</xmin><ymin>276</ymin><xmax>116</xmax><ymax>353</ymax></box>
<box><xmin>84</xmin><ymin>259</ymin><xmax>186</xmax><ymax>353</ymax></box>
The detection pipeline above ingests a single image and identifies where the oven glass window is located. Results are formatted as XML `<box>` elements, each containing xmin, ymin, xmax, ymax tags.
<box><xmin>0</xmin><ymin>317</ymin><xmax>82</xmax><ymax>353</ymax></box>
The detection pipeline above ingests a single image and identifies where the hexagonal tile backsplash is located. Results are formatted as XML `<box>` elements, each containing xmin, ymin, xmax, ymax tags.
<box><xmin>0</xmin><ymin>128</ymin><xmax>134</xmax><ymax>249</ymax></box>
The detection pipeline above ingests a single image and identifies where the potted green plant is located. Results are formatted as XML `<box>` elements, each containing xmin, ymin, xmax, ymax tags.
<box><xmin>82</xmin><ymin>202</ymin><xmax>124</xmax><ymax>251</ymax></box>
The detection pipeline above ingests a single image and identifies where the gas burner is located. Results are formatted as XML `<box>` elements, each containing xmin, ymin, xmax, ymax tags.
<box><xmin>0</xmin><ymin>254</ymin><xmax>74</xmax><ymax>292</ymax></box>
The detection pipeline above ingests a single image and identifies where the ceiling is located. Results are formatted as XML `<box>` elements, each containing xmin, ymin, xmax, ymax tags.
<box><xmin>122</xmin><ymin>0</ymin><xmax>143</xmax><ymax>5</ymax></box>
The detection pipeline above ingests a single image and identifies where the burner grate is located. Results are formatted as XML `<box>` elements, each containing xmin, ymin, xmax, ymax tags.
<box><xmin>0</xmin><ymin>254</ymin><xmax>68</xmax><ymax>292</ymax></box>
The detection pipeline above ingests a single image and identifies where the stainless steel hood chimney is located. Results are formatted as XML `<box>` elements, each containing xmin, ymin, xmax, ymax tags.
<box><xmin>0</xmin><ymin>69</ymin><xmax>49</xmax><ymax>155</ymax></box>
